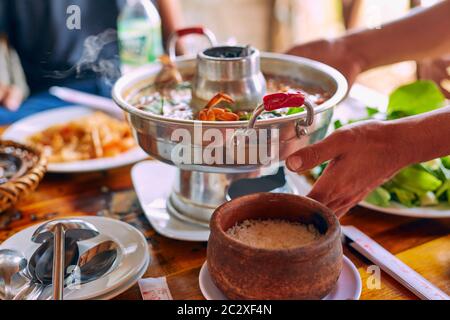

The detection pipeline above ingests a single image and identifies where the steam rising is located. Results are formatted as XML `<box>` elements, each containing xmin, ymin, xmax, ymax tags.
<box><xmin>48</xmin><ymin>29</ymin><xmax>121</xmax><ymax>86</ymax></box>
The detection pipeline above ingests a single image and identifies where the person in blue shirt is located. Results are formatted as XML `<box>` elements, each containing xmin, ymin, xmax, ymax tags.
<box><xmin>0</xmin><ymin>0</ymin><xmax>183</xmax><ymax>124</ymax></box>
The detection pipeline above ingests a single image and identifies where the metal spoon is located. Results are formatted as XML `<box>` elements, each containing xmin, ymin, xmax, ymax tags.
<box><xmin>31</xmin><ymin>219</ymin><xmax>99</xmax><ymax>300</ymax></box>
<box><xmin>12</xmin><ymin>282</ymin><xmax>44</xmax><ymax>300</ymax></box>
<box><xmin>67</xmin><ymin>240</ymin><xmax>118</xmax><ymax>286</ymax></box>
<box><xmin>38</xmin><ymin>241</ymin><xmax>119</xmax><ymax>300</ymax></box>
<box><xmin>8</xmin><ymin>239</ymin><xmax>79</xmax><ymax>300</ymax></box>
<box><xmin>0</xmin><ymin>249</ymin><xmax>27</xmax><ymax>300</ymax></box>
<box><xmin>0</xmin><ymin>270</ymin><xmax>31</xmax><ymax>300</ymax></box>
<box><xmin>29</xmin><ymin>238</ymin><xmax>80</xmax><ymax>285</ymax></box>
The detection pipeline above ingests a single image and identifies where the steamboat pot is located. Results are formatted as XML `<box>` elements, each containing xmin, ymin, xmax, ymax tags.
<box><xmin>113</xmin><ymin>53</ymin><xmax>348</xmax><ymax>173</ymax></box>
<box><xmin>112</xmin><ymin>34</ymin><xmax>347</xmax><ymax>226</ymax></box>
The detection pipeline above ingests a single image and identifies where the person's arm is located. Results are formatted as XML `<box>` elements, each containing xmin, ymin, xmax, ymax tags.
<box><xmin>0</xmin><ymin>1</ymin><xmax>26</xmax><ymax>111</ymax></box>
<box><xmin>157</xmin><ymin>0</ymin><xmax>184</xmax><ymax>50</ymax></box>
<box><xmin>286</xmin><ymin>106</ymin><xmax>450</xmax><ymax>217</ymax></box>
<box><xmin>344</xmin><ymin>0</ymin><xmax>450</xmax><ymax>70</ymax></box>
<box><xmin>0</xmin><ymin>36</ymin><xmax>26</xmax><ymax>111</ymax></box>
<box><xmin>287</xmin><ymin>0</ymin><xmax>450</xmax><ymax>85</ymax></box>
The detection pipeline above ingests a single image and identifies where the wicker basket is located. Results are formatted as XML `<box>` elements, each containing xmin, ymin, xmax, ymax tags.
<box><xmin>0</xmin><ymin>140</ymin><xmax>47</xmax><ymax>213</ymax></box>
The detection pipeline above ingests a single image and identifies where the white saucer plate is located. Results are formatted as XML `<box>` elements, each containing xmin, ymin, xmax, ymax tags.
<box><xmin>2</xmin><ymin>106</ymin><xmax>148</xmax><ymax>173</ymax></box>
<box><xmin>0</xmin><ymin>216</ymin><xmax>150</xmax><ymax>300</ymax></box>
<box><xmin>132</xmin><ymin>161</ymin><xmax>210</xmax><ymax>242</ymax></box>
<box><xmin>199</xmin><ymin>256</ymin><xmax>362</xmax><ymax>300</ymax></box>
<box><xmin>92</xmin><ymin>261</ymin><xmax>148</xmax><ymax>300</ymax></box>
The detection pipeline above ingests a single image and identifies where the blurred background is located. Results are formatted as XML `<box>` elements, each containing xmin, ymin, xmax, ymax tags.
<box><xmin>0</xmin><ymin>0</ymin><xmax>448</xmax><ymax>123</ymax></box>
<box><xmin>179</xmin><ymin>0</ymin><xmax>445</xmax><ymax>95</ymax></box>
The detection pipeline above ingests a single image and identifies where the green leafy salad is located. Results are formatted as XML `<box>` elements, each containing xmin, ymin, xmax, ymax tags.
<box><xmin>313</xmin><ymin>80</ymin><xmax>450</xmax><ymax>208</ymax></box>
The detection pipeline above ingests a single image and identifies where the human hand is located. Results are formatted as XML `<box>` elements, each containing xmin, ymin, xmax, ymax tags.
<box><xmin>286</xmin><ymin>39</ymin><xmax>364</xmax><ymax>87</ymax></box>
<box><xmin>286</xmin><ymin>120</ymin><xmax>416</xmax><ymax>217</ymax></box>
<box><xmin>0</xmin><ymin>84</ymin><xmax>24</xmax><ymax>111</ymax></box>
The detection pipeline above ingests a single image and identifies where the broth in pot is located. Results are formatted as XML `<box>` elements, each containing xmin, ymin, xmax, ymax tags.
<box><xmin>128</xmin><ymin>75</ymin><xmax>330</xmax><ymax>122</ymax></box>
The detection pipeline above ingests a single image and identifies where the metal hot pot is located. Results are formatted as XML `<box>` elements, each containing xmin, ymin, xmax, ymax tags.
<box><xmin>113</xmin><ymin>28</ymin><xmax>348</xmax><ymax>227</ymax></box>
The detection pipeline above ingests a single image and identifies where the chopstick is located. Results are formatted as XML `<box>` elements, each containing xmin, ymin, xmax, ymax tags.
<box><xmin>342</xmin><ymin>225</ymin><xmax>449</xmax><ymax>300</ymax></box>
<box><xmin>49</xmin><ymin>86</ymin><xmax>124</xmax><ymax>120</ymax></box>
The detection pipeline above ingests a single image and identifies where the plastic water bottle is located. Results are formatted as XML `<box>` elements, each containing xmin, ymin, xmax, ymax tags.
<box><xmin>118</xmin><ymin>0</ymin><xmax>164</xmax><ymax>69</ymax></box>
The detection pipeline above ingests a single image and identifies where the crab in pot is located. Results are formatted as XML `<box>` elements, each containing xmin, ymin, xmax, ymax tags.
<box><xmin>198</xmin><ymin>93</ymin><xmax>252</xmax><ymax>122</ymax></box>
<box><xmin>197</xmin><ymin>91</ymin><xmax>307</xmax><ymax>122</ymax></box>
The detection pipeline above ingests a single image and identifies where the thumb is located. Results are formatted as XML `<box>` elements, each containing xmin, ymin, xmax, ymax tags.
<box><xmin>286</xmin><ymin>137</ymin><xmax>342</xmax><ymax>173</ymax></box>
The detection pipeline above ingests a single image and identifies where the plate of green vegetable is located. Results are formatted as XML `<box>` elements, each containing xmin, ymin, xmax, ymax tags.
<box><xmin>310</xmin><ymin>80</ymin><xmax>450</xmax><ymax>218</ymax></box>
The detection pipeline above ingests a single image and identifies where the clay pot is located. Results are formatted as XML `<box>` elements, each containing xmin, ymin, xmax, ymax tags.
<box><xmin>207</xmin><ymin>193</ymin><xmax>342</xmax><ymax>300</ymax></box>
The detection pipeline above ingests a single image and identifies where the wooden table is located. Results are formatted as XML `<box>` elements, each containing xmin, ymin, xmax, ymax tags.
<box><xmin>1</xmin><ymin>128</ymin><xmax>449</xmax><ymax>300</ymax></box>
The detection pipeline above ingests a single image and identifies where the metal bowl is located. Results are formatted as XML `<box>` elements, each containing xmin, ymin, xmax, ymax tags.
<box><xmin>113</xmin><ymin>53</ymin><xmax>348</xmax><ymax>174</ymax></box>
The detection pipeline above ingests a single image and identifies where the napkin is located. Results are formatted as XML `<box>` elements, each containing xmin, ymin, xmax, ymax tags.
<box><xmin>138</xmin><ymin>277</ymin><xmax>173</xmax><ymax>300</ymax></box>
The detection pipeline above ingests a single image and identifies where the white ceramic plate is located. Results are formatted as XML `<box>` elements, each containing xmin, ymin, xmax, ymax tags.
<box><xmin>90</xmin><ymin>261</ymin><xmax>149</xmax><ymax>300</ymax></box>
<box><xmin>2</xmin><ymin>106</ymin><xmax>148</xmax><ymax>173</ymax></box>
<box><xmin>0</xmin><ymin>216</ymin><xmax>150</xmax><ymax>300</ymax></box>
<box><xmin>132</xmin><ymin>161</ymin><xmax>210</xmax><ymax>242</ymax></box>
<box><xmin>358</xmin><ymin>201</ymin><xmax>450</xmax><ymax>219</ymax></box>
<box><xmin>199</xmin><ymin>256</ymin><xmax>362</xmax><ymax>300</ymax></box>
<box><xmin>289</xmin><ymin>173</ymin><xmax>450</xmax><ymax>219</ymax></box>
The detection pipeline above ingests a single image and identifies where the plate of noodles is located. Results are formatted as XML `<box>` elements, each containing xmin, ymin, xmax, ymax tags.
<box><xmin>2</xmin><ymin>106</ymin><xmax>148</xmax><ymax>173</ymax></box>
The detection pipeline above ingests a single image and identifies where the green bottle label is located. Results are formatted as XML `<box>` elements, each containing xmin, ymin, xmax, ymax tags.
<box><xmin>118</xmin><ymin>19</ymin><xmax>163</xmax><ymax>66</ymax></box>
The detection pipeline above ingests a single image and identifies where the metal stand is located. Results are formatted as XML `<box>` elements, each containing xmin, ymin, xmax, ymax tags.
<box><xmin>167</xmin><ymin>167</ymin><xmax>297</xmax><ymax>227</ymax></box>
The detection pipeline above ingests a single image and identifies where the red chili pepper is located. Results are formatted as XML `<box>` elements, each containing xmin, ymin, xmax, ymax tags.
<box><xmin>263</xmin><ymin>92</ymin><xmax>305</xmax><ymax>111</ymax></box>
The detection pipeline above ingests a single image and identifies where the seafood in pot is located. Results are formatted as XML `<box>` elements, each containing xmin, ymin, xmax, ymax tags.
<box><xmin>131</xmin><ymin>76</ymin><xmax>331</xmax><ymax>122</ymax></box>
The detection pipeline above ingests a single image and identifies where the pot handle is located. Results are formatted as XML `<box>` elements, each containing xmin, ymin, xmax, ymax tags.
<box><xmin>247</xmin><ymin>92</ymin><xmax>316</xmax><ymax>137</ymax></box>
<box><xmin>168</xmin><ymin>26</ymin><xmax>218</xmax><ymax>61</ymax></box>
